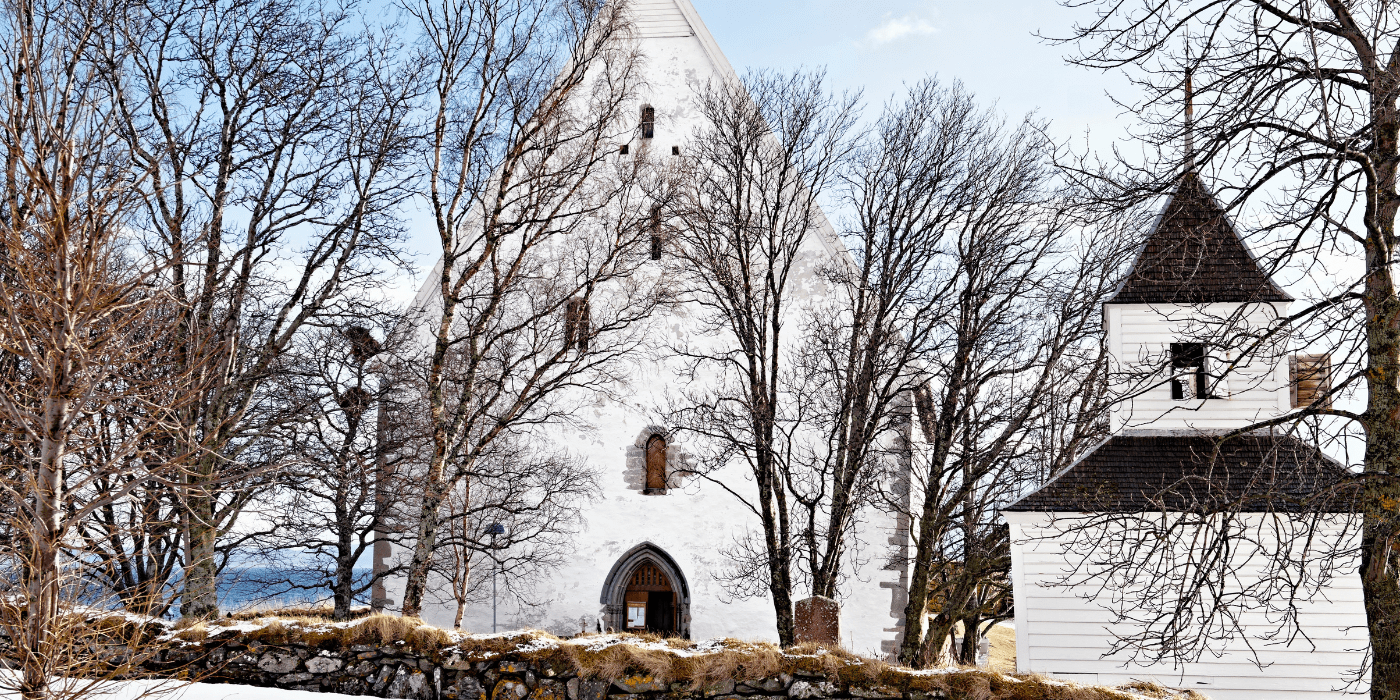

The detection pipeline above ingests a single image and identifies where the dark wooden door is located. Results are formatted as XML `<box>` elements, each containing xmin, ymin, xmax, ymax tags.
<box><xmin>646</xmin><ymin>592</ymin><xmax>674</xmax><ymax>635</ymax></box>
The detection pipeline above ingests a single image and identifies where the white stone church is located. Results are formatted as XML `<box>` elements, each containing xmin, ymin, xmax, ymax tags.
<box><xmin>378</xmin><ymin>0</ymin><xmax>909</xmax><ymax>658</ymax></box>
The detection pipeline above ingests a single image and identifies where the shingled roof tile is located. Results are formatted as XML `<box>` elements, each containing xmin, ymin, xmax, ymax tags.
<box><xmin>1109</xmin><ymin>172</ymin><xmax>1291</xmax><ymax>305</ymax></box>
<box><xmin>1004</xmin><ymin>433</ymin><xmax>1353</xmax><ymax>513</ymax></box>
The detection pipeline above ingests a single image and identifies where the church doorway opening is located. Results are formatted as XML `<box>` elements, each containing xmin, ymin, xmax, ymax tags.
<box><xmin>624</xmin><ymin>562</ymin><xmax>675</xmax><ymax>634</ymax></box>
<box><xmin>601</xmin><ymin>543</ymin><xmax>690</xmax><ymax>638</ymax></box>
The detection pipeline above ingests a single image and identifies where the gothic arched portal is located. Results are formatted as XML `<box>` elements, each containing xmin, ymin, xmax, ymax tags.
<box><xmin>600</xmin><ymin>542</ymin><xmax>690</xmax><ymax>638</ymax></box>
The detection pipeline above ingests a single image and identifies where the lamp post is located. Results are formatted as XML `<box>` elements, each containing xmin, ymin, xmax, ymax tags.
<box><xmin>487</xmin><ymin>522</ymin><xmax>505</xmax><ymax>632</ymax></box>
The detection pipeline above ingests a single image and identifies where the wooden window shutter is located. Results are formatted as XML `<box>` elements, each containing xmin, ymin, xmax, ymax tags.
<box><xmin>1291</xmin><ymin>353</ymin><xmax>1331</xmax><ymax>409</ymax></box>
<box><xmin>630</xmin><ymin>562</ymin><xmax>669</xmax><ymax>589</ymax></box>
<box><xmin>645</xmin><ymin>434</ymin><xmax>667</xmax><ymax>492</ymax></box>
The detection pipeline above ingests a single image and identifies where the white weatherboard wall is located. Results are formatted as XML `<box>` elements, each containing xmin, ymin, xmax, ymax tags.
<box><xmin>383</xmin><ymin>0</ymin><xmax>906</xmax><ymax>656</ymax></box>
<box><xmin>1106</xmin><ymin>302</ymin><xmax>1291</xmax><ymax>432</ymax></box>
<box><xmin>1006</xmin><ymin>511</ymin><xmax>1369</xmax><ymax>699</ymax></box>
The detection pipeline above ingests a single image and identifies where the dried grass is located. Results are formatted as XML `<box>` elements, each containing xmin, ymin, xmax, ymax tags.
<box><xmin>985</xmin><ymin>624</ymin><xmax>1016</xmax><ymax>674</ymax></box>
<box><xmin>669</xmin><ymin>640</ymin><xmax>784</xmax><ymax>688</ymax></box>
<box><xmin>150</xmin><ymin>615</ymin><xmax>1205</xmax><ymax>700</ymax></box>
<box><xmin>191</xmin><ymin>613</ymin><xmax>464</xmax><ymax>654</ymax></box>
<box><xmin>225</xmin><ymin>605</ymin><xmax>371</xmax><ymax>622</ymax></box>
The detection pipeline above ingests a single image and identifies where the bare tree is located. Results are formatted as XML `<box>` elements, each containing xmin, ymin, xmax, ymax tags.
<box><xmin>667</xmin><ymin>69</ymin><xmax>860</xmax><ymax>646</ymax></box>
<box><xmin>828</xmin><ymin>81</ymin><xmax>1124</xmax><ymax>667</ymax></box>
<box><xmin>69</xmin><ymin>380</ymin><xmax>187</xmax><ymax>618</ymax></box>
<box><xmin>245</xmin><ymin>319</ymin><xmax>417</xmax><ymax>620</ymax></box>
<box><xmin>102</xmin><ymin>0</ymin><xmax>420</xmax><ymax>618</ymax></box>
<box><xmin>0</xmin><ymin>0</ymin><xmax>199</xmax><ymax>695</ymax></box>
<box><xmin>431</xmin><ymin>436</ymin><xmax>596</xmax><ymax>630</ymax></box>
<box><xmin>396</xmin><ymin>0</ymin><xmax>669</xmax><ymax>617</ymax></box>
<box><xmin>1044</xmin><ymin>0</ymin><xmax>1400</xmax><ymax>695</ymax></box>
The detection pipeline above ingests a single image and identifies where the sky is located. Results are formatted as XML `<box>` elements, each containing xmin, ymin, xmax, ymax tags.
<box><xmin>387</xmin><ymin>0</ymin><xmax>1148</xmax><ymax>302</ymax></box>
<box><xmin>689</xmin><ymin>0</ymin><xmax>1136</xmax><ymax>143</ymax></box>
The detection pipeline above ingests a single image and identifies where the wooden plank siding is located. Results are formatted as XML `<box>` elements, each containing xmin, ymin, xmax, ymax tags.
<box><xmin>1106</xmin><ymin>303</ymin><xmax>1293</xmax><ymax>432</ymax></box>
<box><xmin>1006</xmin><ymin>513</ymin><xmax>1369</xmax><ymax>699</ymax></box>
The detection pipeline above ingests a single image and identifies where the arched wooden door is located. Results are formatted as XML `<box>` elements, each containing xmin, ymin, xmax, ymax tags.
<box><xmin>601</xmin><ymin>543</ymin><xmax>690</xmax><ymax>638</ymax></box>
<box><xmin>623</xmin><ymin>562</ymin><xmax>675</xmax><ymax>635</ymax></box>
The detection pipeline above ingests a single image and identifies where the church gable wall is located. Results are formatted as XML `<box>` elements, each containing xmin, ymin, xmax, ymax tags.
<box><xmin>386</xmin><ymin>0</ymin><xmax>905</xmax><ymax>658</ymax></box>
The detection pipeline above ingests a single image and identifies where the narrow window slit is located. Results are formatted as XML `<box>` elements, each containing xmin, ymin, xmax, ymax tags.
<box><xmin>649</xmin><ymin>205</ymin><xmax>662</xmax><ymax>261</ymax></box>
<box><xmin>645</xmin><ymin>434</ymin><xmax>667</xmax><ymax>492</ymax></box>
<box><xmin>565</xmin><ymin>298</ymin><xmax>591</xmax><ymax>352</ymax></box>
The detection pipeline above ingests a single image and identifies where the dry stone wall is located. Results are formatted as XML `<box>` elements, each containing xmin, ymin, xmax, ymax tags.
<box><xmin>142</xmin><ymin>640</ymin><xmax>943</xmax><ymax>700</ymax></box>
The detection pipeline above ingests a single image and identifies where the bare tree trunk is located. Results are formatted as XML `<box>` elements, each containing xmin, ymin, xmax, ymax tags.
<box><xmin>22</xmin><ymin>399</ymin><xmax>66</xmax><ymax>700</ymax></box>
<box><xmin>403</xmin><ymin>468</ymin><xmax>450</xmax><ymax>618</ymax></box>
<box><xmin>182</xmin><ymin>458</ymin><xmax>220</xmax><ymax>618</ymax></box>
<box><xmin>1361</xmin><ymin>140</ymin><xmax>1400</xmax><ymax>699</ymax></box>
<box><xmin>757</xmin><ymin>448</ymin><xmax>796</xmax><ymax>644</ymax></box>
<box><xmin>373</xmin><ymin>390</ymin><xmax>394</xmax><ymax>613</ymax></box>
<box><xmin>900</xmin><ymin>374</ymin><xmax>964</xmax><ymax>665</ymax></box>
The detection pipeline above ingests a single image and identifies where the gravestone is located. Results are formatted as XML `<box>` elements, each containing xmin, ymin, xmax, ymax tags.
<box><xmin>793</xmin><ymin>596</ymin><xmax>840</xmax><ymax>646</ymax></box>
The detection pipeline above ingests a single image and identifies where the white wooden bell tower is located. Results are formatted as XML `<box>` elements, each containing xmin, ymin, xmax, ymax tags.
<box><xmin>1104</xmin><ymin>172</ymin><xmax>1295</xmax><ymax>432</ymax></box>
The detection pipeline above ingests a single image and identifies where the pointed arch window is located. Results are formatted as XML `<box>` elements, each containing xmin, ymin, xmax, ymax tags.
<box><xmin>649</xmin><ymin>205</ymin><xmax>662</xmax><ymax>261</ymax></box>
<box><xmin>645</xmin><ymin>434</ymin><xmax>667</xmax><ymax>493</ymax></box>
<box><xmin>565</xmin><ymin>298</ymin><xmax>591</xmax><ymax>352</ymax></box>
<box><xmin>641</xmin><ymin>105</ymin><xmax>655</xmax><ymax>139</ymax></box>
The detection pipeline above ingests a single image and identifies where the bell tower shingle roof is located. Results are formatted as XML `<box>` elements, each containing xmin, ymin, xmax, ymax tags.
<box><xmin>1109</xmin><ymin>172</ymin><xmax>1291</xmax><ymax>305</ymax></box>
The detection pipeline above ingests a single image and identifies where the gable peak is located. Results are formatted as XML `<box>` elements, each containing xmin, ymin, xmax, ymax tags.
<box><xmin>1109</xmin><ymin>171</ymin><xmax>1291</xmax><ymax>305</ymax></box>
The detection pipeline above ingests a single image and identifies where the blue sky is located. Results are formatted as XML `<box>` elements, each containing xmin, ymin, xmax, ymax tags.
<box><xmin>690</xmin><ymin>0</ymin><xmax>1136</xmax><ymax>144</ymax></box>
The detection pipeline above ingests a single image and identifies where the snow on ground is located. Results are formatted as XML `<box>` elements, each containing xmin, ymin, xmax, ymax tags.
<box><xmin>0</xmin><ymin>679</ymin><xmax>365</xmax><ymax>700</ymax></box>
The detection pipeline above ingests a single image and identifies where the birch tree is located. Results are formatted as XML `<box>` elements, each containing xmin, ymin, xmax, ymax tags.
<box><xmin>0</xmin><ymin>0</ymin><xmax>199</xmax><ymax>695</ymax></box>
<box><xmin>103</xmin><ymin>0</ymin><xmax>420</xmax><ymax>618</ymax></box>
<box><xmin>432</xmin><ymin>437</ymin><xmax>596</xmax><ymax>630</ymax></box>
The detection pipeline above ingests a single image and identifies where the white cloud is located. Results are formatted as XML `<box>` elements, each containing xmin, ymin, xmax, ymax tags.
<box><xmin>865</xmin><ymin>15</ymin><xmax>938</xmax><ymax>45</ymax></box>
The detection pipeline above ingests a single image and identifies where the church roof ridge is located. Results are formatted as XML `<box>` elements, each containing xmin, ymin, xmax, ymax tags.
<box><xmin>1108</xmin><ymin>171</ymin><xmax>1292</xmax><ymax>305</ymax></box>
